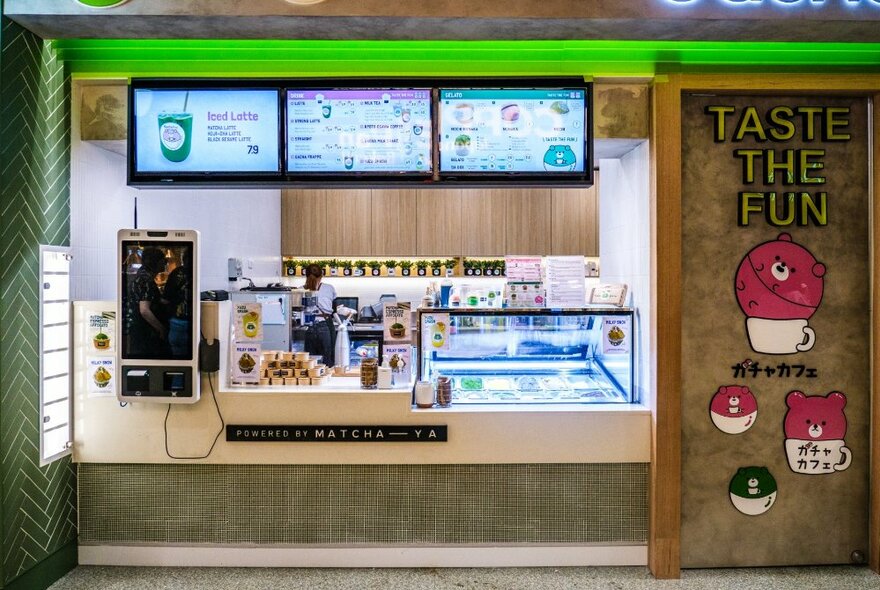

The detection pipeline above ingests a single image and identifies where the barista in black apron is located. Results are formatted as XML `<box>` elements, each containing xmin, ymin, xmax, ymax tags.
<box><xmin>303</xmin><ymin>263</ymin><xmax>337</xmax><ymax>366</ymax></box>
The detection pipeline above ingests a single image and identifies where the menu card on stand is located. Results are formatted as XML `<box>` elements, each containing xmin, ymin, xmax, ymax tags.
<box><xmin>504</xmin><ymin>256</ymin><xmax>542</xmax><ymax>282</ymax></box>
<box><xmin>544</xmin><ymin>256</ymin><xmax>586</xmax><ymax>308</ymax></box>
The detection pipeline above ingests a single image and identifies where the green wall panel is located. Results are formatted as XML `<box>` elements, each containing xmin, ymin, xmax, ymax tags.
<box><xmin>0</xmin><ymin>14</ymin><xmax>76</xmax><ymax>589</ymax></box>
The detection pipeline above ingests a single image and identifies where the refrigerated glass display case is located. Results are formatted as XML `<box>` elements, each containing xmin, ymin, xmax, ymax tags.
<box><xmin>418</xmin><ymin>308</ymin><xmax>634</xmax><ymax>404</ymax></box>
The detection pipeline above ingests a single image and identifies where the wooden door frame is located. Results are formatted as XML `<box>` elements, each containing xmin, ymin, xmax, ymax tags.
<box><xmin>651</xmin><ymin>74</ymin><xmax>880</xmax><ymax>579</ymax></box>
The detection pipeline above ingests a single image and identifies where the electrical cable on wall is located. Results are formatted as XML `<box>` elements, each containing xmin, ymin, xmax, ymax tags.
<box><xmin>164</xmin><ymin>372</ymin><xmax>225</xmax><ymax>460</ymax></box>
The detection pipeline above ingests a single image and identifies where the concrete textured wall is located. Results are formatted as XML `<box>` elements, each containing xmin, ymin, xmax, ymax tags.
<box><xmin>680</xmin><ymin>94</ymin><xmax>870</xmax><ymax>567</ymax></box>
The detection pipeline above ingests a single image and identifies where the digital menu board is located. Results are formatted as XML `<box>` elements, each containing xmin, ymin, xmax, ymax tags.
<box><xmin>286</xmin><ymin>89</ymin><xmax>432</xmax><ymax>174</ymax></box>
<box><xmin>438</xmin><ymin>89</ymin><xmax>587</xmax><ymax>174</ymax></box>
<box><xmin>132</xmin><ymin>88</ymin><xmax>280</xmax><ymax>174</ymax></box>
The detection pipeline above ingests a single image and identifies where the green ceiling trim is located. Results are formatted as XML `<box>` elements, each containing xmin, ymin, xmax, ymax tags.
<box><xmin>51</xmin><ymin>39</ymin><xmax>880</xmax><ymax>78</ymax></box>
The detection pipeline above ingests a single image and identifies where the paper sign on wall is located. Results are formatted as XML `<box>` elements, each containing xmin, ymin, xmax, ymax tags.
<box><xmin>602</xmin><ymin>316</ymin><xmax>632</xmax><ymax>355</ymax></box>
<box><xmin>421</xmin><ymin>312</ymin><xmax>450</xmax><ymax>351</ymax></box>
<box><xmin>383</xmin><ymin>344</ymin><xmax>412</xmax><ymax>385</ymax></box>
<box><xmin>88</xmin><ymin>311</ymin><xmax>115</xmax><ymax>353</ymax></box>
<box><xmin>383</xmin><ymin>303</ymin><xmax>411</xmax><ymax>343</ymax></box>
<box><xmin>232</xmin><ymin>343</ymin><xmax>261</xmax><ymax>384</ymax></box>
<box><xmin>87</xmin><ymin>357</ymin><xmax>115</xmax><ymax>397</ymax></box>
<box><xmin>234</xmin><ymin>303</ymin><xmax>263</xmax><ymax>342</ymax></box>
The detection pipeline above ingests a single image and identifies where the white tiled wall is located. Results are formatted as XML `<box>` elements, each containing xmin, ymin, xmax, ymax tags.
<box><xmin>70</xmin><ymin>82</ymin><xmax>281</xmax><ymax>300</ymax></box>
<box><xmin>599</xmin><ymin>140</ymin><xmax>651</xmax><ymax>404</ymax></box>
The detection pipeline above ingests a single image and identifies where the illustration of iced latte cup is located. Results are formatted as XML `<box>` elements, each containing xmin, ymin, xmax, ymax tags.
<box><xmin>242</xmin><ymin>311</ymin><xmax>260</xmax><ymax>338</ymax></box>
<box><xmin>158</xmin><ymin>112</ymin><xmax>193</xmax><ymax>162</ymax></box>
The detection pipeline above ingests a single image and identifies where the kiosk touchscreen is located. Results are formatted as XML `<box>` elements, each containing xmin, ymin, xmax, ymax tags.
<box><xmin>117</xmin><ymin>229</ymin><xmax>200</xmax><ymax>403</ymax></box>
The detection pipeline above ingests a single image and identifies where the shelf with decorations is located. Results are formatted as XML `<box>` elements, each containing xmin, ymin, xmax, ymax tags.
<box><xmin>282</xmin><ymin>257</ymin><xmax>460</xmax><ymax>278</ymax></box>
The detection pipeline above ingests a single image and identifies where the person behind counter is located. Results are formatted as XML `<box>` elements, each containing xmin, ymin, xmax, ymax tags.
<box><xmin>123</xmin><ymin>246</ymin><xmax>168</xmax><ymax>358</ymax></box>
<box><xmin>303</xmin><ymin>263</ymin><xmax>337</xmax><ymax>366</ymax></box>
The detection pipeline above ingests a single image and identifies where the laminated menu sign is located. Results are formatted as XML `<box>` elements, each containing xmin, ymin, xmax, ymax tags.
<box><xmin>287</xmin><ymin>89</ymin><xmax>432</xmax><ymax>173</ymax></box>
<box><xmin>384</xmin><ymin>303</ymin><xmax>411</xmax><ymax>343</ymax></box>
<box><xmin>88</xmin><ymin>357</ymin><xmax>115</xmax><ymax>397</ymax></box>
<box><xmin>439</xmin><ymin>89</ymin><xmax>586</xmax><ymax>173</ymax></box>
<box><xmin>603</xmin><ymin>316</ymin><xmax>632</xmax><ymax>355</ymax></box>
<box><xmin>504</xmin><ymin>256</ymin><xmax>542</xmax><ymax>282</ymax></box>
<box><xmin>234</xmin><ymin>303</ymin><xmax>263</xmax><ymax>342</ymax></box>
<box><xmin>383</xmin><ymin>344</ymin><xmax>412</xmax><ymax>384</ymax></box>
<box><xmin>232</xmin><ymin>342</ymin><xmax>261</xmax><ymax>384</ymax></box>
<box><xmin>133</xmin><ymin>88</ymin><xmax>280</xmax><ymax>173</ymax></box>
<box><xmin>544</xmin><ymin>256</ymin><xmax>586</xmax><ymax>308</ymax></box>
<box><xmin>88</xmin><ymin>311</ymin><xmax>115</xmax><ymax>353</ymax></box>
<box><xmin>421</xmin><ymin>312</ymin><xmax>450</xmax><ymax>351</ymax></box>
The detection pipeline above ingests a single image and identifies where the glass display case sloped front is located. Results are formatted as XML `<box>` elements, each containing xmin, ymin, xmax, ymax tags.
<box><xmin>418</xmin><ymin>308</ymin><xmax>634</xmax><ymax>404</ymax></box>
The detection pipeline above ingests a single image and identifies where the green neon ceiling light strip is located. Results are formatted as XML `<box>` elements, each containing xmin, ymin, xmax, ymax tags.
<box><xmin>51</xmin><ymin>39</ymin><xmax>880</xmax><ymax>77</ymax></box>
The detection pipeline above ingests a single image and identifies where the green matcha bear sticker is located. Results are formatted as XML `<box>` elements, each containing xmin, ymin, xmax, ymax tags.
<box><xmin>542</xmin><ymin>145</ymin><xmax>577</xmax><ymax>171</ymax></box>
<box><xmin>729</xmin><ymin>466</ymin><xmax>778</xmax><ymax>516</ymax></box>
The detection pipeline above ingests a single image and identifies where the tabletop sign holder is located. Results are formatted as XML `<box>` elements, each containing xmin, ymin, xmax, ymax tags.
<box><xmin>590</xmin><ymin>284</ymin><xmax>628</xmax><ymax>307</ymax></box>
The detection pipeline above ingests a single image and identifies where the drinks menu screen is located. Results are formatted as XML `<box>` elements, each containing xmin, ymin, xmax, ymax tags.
<box><xmin>286</xmin><ymin>89</ymin><xmax>432</xmax><ymax>174</ymax></box>
<box><xmin>438</xmin><ymin>89</ymin><xmax>586</xmax><ymax>174</ymax></box>
<box><xmin>133</xmin><ymin>89</ymin><xmax>280</xmax><ymax>173</ymax></box>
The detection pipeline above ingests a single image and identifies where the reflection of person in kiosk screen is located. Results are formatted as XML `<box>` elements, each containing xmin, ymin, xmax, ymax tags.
<box><xmin>163</xmin><ymin>247</ymin><xmax>193</xmax><ymax>359</ymax></box>
<box><xmin>124</xmin><ymin>246</ymin><xmax>169</xmax><ymax>358</ymax></box>
<box><xmin>304</xmin><ymin>263</ymin><xmax>337</xmax><ymax>366</ymax></box>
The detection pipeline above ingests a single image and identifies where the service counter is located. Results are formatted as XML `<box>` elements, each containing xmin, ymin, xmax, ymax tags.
<box><xmin>72</xmin><ymin>301</ymin><xmax>650</xmax><ymax>465</ymax></box>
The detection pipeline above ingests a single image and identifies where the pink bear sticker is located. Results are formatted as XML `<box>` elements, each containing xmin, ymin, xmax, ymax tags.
<box><xmin>709</xmin><ymin>385</ymin><xmax>758</xmax><ymax>434</ymax></box>
<box><xmin>735</xmin><ymin>233</ymin><xmax>826</xmax><ymax>354</ymax></box>
<box><xmin>783</xmin><ymin>390</ymin><xmax>851</xmax><ymax>475</ymax></box>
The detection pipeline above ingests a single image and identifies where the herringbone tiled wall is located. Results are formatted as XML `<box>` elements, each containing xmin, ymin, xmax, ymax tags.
<box><xmin>0</xmin><ymin>15</ymin><xmax>76</xmax><ymax>586</ymax></box>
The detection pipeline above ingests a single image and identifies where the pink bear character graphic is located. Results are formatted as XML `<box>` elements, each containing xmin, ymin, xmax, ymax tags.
<box><xmin>734</xmin><ymin>233</ymin><xmax>826</xmax><ymax>354</ymax></box>
<box><xmin>783</xmin><ymin>390</ymin><xmax>851</xmax><ymax>475</ymax></box>
<box><xmin>709</xmin><ymin>385</ymin><xmax>758</xmax><ymax>434</ymax></box>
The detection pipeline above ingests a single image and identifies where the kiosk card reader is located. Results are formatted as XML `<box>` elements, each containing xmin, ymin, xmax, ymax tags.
<box><xmin>117</xmin><ymin>229</ymin><xmax>200</xmax><ymax>403</ymax></box>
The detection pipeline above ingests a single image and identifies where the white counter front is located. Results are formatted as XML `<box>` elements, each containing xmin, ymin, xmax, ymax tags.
<box><xmin>72</xmin><ymin>301</ymin><xmax>651</xmax><ymax>464</ymax></box>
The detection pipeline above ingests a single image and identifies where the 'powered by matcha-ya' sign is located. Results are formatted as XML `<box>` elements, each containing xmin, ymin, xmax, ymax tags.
<box><xmin>704</xmin><ymin>104</ymin><xmax>850</xmax><ymax>227</ymax></box>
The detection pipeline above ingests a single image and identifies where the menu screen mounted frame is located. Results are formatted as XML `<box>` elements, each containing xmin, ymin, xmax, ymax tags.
<box><xmin>128</xmin><ymin>79</ymin><xmax>283</xmax><ymax>186</ymax></box>
<box><xmin>285</xmin><ymin>87</ymin><xmax>434</xmax><ymax>178</ymax></box>
<box><xmin>437</xmin><ymin>85</ymin><xmax>592</xmax><ymax>182</ymax></box>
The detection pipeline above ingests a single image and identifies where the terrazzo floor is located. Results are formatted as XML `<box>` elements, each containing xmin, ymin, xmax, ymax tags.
<box><xmin>48</xmin><ymin>565</ymin><xmax>879</xmax><ymax>590</ymax></box>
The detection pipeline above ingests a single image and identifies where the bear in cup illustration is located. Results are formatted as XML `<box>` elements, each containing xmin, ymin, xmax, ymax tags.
<box><xmin>728</xmin><ymin>466</ymin><xmax>777</xmax><ymax>516</ymax></box>
<box><xmin>783</xmin><ymin>390</ymin><xmax>851</xmax><ymax>475</ymax></box>
<box><xmin>709</xmin><ymin>385</ymin><xmax>758</xmax><ymax>435</ymax></box>
<box><xmin>734</xmin><ymin>233</ymin><xmax>825</xmax><ymax>354</ymax></box>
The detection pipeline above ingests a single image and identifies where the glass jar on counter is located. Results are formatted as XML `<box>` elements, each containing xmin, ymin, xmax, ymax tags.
<box><xmin>360</xmin><ymin>357</ymin><xmax>378</xmax><ymax>389</ymax></box>
<box><xmin>436</xmin><ymin>375</ymin><xmax>452</xmax><ymax>407</ymax></box>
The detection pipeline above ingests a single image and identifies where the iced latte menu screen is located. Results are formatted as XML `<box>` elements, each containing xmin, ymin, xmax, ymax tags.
<box><xmin>438</xmin><ymin>89</ymin><xmax>586</xmax><ymax>174</ymax></box>
<box><xmin>133</xmin><ymin>89</ymin><xmax>280</xmax><ymax>173</ymax></box>
<box><xmin>286</xmin><ymin>89</ymin><xmax>432</xmax><ymax>174</ymax></box>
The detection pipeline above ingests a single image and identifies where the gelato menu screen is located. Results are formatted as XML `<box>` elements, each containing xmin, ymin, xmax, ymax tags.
<box><xmin>286</xmin><ymin>89</ymin><xmax>432</xmax><ymax>174</ymax></box>
<box><xmin>438</xmin><ymin>89</ymin><xmax>586</xmax><ymax>174</ymax></box>
<box><xmin>133</xmin><ymin>89</ymin><xmax>280</xmax><ymax>173</ymax></box>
